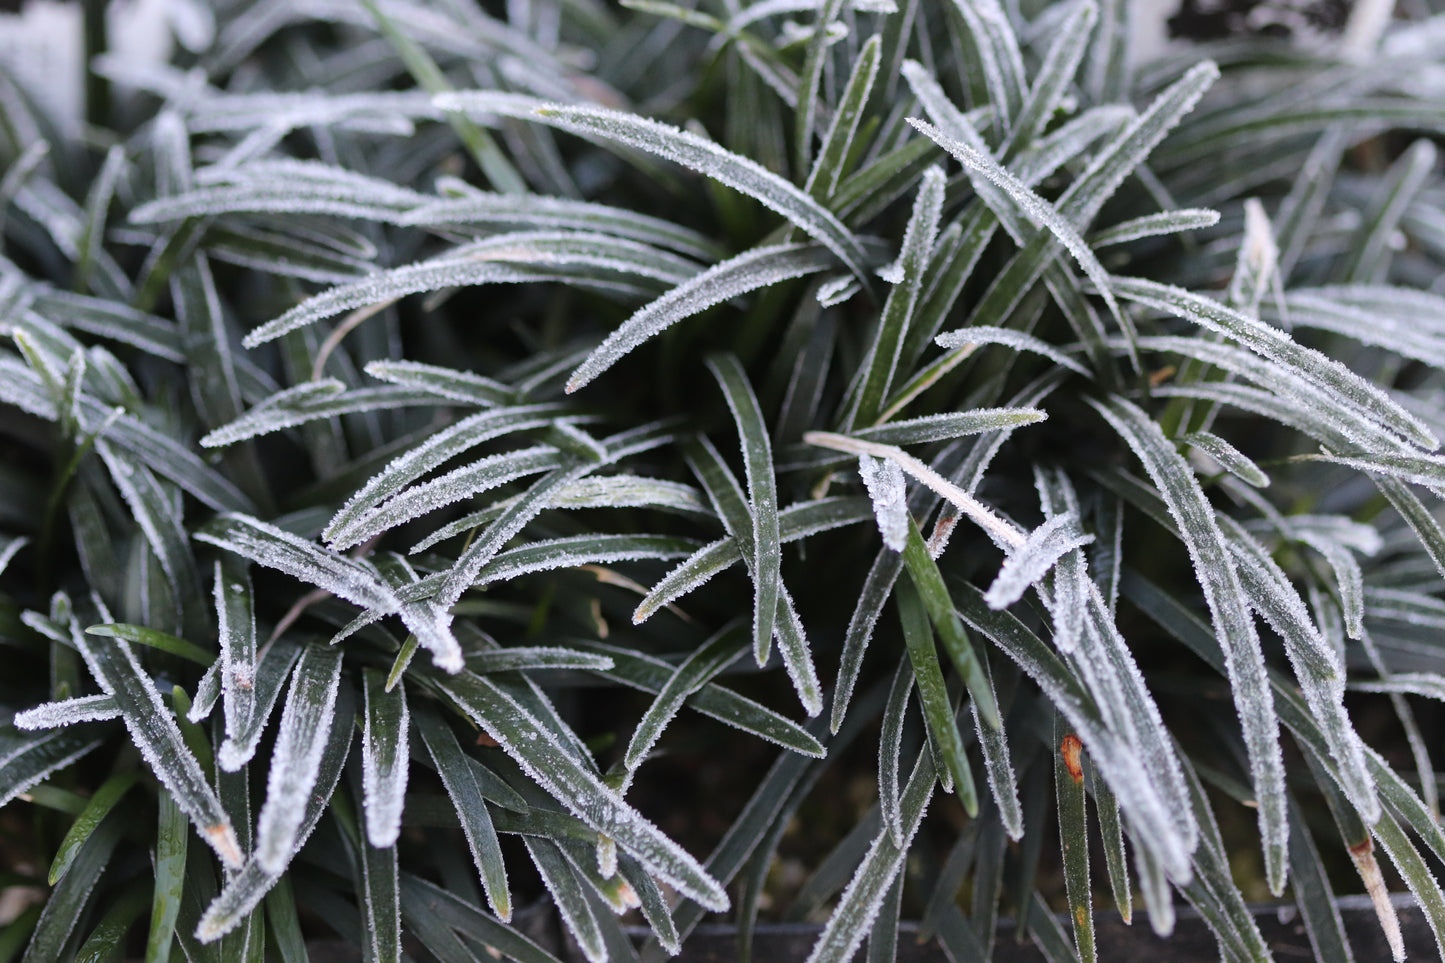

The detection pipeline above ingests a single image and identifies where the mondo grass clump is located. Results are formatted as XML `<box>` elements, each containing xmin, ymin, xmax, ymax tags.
<box><xmin>4</xmin><ymin>0</ymin><xmax>1445</xmax><ymax>960</ymax></box>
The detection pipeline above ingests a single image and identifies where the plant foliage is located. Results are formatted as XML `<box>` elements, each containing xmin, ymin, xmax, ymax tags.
<box><xmin>3</xmin><ymin>0</ymin><xmax>1445</xmax><ymax>960</ymax></box>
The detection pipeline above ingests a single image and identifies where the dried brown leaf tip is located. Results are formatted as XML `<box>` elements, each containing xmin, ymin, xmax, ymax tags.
<box><xmin>1061</xmin><ymin>734</ymin><xmax>1084</xmax><ymax>784</ymax></box>
<box><xmin>1350</xmin><ymin>837</ymin><xmax>1406</xmax><ymax>962</ymax></box>
<box><xmin>205</xmin><ymin>822</ymin><xmax>245</xmax><ymax>869</ymax></box>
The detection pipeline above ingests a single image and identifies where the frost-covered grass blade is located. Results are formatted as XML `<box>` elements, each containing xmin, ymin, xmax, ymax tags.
<box><xmin>1091</xmin><ymin>396</ymin><xmax>1287</xmax><ymax>894</ymax></box>
<box><xmin>894</xmin><ymin>577</ymin><xmax>973</xmax><ymax>805</ymax></box>
<box><xmin>361</xmin><ymin>668</ymin><xmax>409</xmax><ymax>848</ymax></box>
<box><xmin>984</xmin><ymin>513</ymin><xmax>1094</xmax><ymax>610</ymax></box>
<box><xmin>70</xmin><ymin>627</ymin><xmax>242</xmax><ymax>869</ymax></box>
<box><xmin>520</xmin><ymin>104</ymin><xmax>872</xmax><ymax>282</ymax></box>
<box><xmin>851</xmin><ymin>166</ymin><xmax>943</xmax><ymax>428</ymax></box>
<box><xmin>623</xmin><ymin>624</ymin><xmax>747</xmax><ymax>772</ymax></box>
<box><xmin>415</xmin><ymin>706</ymin><xmax>511</xmax><ymax>920</ymax></box>
<box><xmin>436</xmin><ymin>670</ymin><xmax>729</xmax><ymax>912</ymax></box>
<box><xmin>254</xmin><ymin>644</ymin><xmax>344</xmax><ymax>873</ymax></box>
<box><xmin>577</xmin><ymin>641</ymin><xmax>823</xmax><ymax>758</ymax></box>
<box><xmin>1055</xmin><ymin>721</ymin><xmax>1095</xmax><ymax>963</ymax></box>
<box><xmin>196</xmin><ymin>688</ymin><xmax>354</xmax><ymax>943</ymax></box>
<box><xmin>706</xmin><ymin>354</ymin><xmax>783</xmax><ymax>667</ymax></box>
<box><xmin>566</xmin><ymin>244</ymin><xmax>841</xmax><ymax>393</ymax></box>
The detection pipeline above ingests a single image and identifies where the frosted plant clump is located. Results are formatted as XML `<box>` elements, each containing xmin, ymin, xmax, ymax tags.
<box><xmin>6</xmin><ymin>2</ymin><xmax>1445</xmax><ymax>960</ymax></box>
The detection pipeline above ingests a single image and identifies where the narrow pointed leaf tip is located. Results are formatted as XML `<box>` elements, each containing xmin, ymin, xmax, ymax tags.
<box><xmin>255</xmin><ymin>644</ymin><xmax>345</xmax><ymax>874</ymax></box>
<box><xmin>529</xmin><ymin>104</ymin><xmax>871</xmax><ymax>282</ymax></box>
<box><xmin>804</xmin><ymin>432</ymin><xmax>1025</xmax><ymax>550</ymax></box>
<box><xmin>985</xmin><ymin>513</ymin><xmax>1094</xmax><ymax>610</ymax></box>
<box><xmin>907</xmin><ymin>117</ymin><xmax>1128</xmax><ymax>339</ymax></box>
<box><xmin>195</xmin><ymin>513</ymin><xmax>464</xmax><ymax>674</ymax></box>
<box><xmin>71</xmin><ymin>630</ymin><xmax>245</xmax><ymax>870</ymax></box>
<box><xmin>566</xmin><ymin>244</ymin><xmax>839</xmax><ymax>393</ymax></box>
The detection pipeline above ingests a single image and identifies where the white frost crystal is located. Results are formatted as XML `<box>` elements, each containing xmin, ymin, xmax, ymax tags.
<box><xmin>858</xmin><ymin>454</ymin><xmax>908</xmax><ymax>551</ymax></box>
